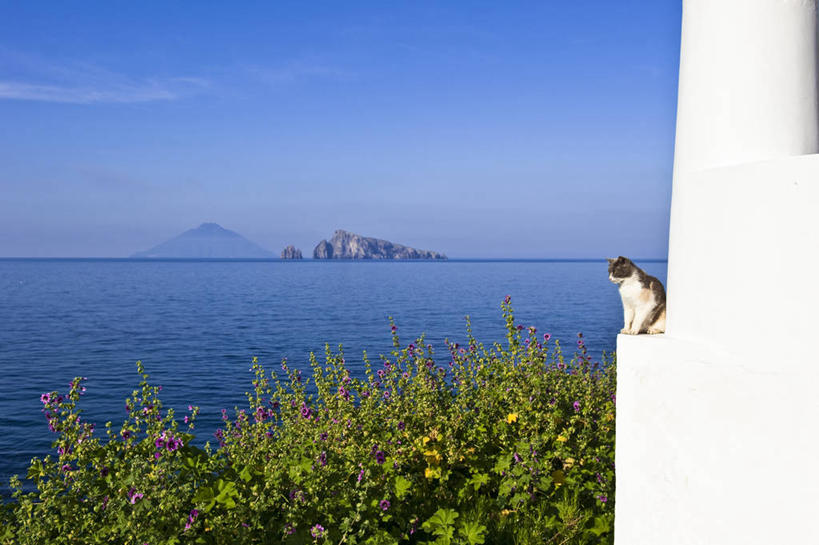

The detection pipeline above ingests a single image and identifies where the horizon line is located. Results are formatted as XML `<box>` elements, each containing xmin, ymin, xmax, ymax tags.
<box><xmin>0</xmin><ymin>257</ymin><xmax>669</xmax><ymax>263</ymax></box>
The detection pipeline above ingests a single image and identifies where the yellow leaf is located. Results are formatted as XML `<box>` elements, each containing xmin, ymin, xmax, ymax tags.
<box><xmin>424</xmin><ymin>466</ymin><xmax>441</xmax><ymax>479</ymax></box>
<box><xmin>424</xmin><ymin>449</ymin><xmax>442</xmax><ymax>464</ymax></box>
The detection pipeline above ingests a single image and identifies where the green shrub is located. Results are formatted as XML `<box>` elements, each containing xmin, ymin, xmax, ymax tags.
<box><xmin>2</xmin><ymin>299</ymin><xmax>615</xmax><ymax>544</ymax></box>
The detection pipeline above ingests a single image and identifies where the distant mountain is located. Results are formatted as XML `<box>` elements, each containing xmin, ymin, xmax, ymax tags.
<box><xmin>131</xmin><ymin>223</ymin><xmax>274</xmax><ymax>258</ymax></box>
<box><xmin>313</xmin><ymin>229</ymin><xmax>447</xmax><ymax>260</ymax></box>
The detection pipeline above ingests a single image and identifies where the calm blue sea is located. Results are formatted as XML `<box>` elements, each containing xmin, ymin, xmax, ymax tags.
<box><xmin>0</xmin><ymin>258</ymin><xmax>666</xmax><ymax>491</ymax></box>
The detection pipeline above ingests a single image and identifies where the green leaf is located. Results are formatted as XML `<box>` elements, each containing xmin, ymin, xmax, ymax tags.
<box><xmin>492</xmin><ymin>454</ymin><xmax>512</xmax><ymax>475</ymax></box>
<box><xmin>589</xmin><ymin>514</ymin><xmax>613</xmax><ymax>537</ymax></box>
<box><xmin>394</xmin><ymin>475</ymin><xmax>411</xmax><ymax>499</ymax></box>
<box><xmin>468</xmin><ymin>472</ymin><xmax>489</xmax><ymax>491</ymax></box>
<box><xmin>422</xmin><ymin>509</ymin><xmax>459</xmax><ymax>538</ymax></box>
<box><xmin>510</xmin><ymin>492</ymin><xmax>529</xmax><ymax>505</ymax></box>
<box><xmin>458</xmin><ymin>520</ymin><xmax>487</xmax><ymax>545</ymax></box>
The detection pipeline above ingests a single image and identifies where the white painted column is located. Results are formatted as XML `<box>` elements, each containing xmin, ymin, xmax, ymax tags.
<box><xmin>667</xmin><ymin>0</ymin><xmax>819</xmax><ymax>341</ymax></box>
<box><xmin>615</xmin><ymin>2</ymin><xmax>819</xmax><ymax>544</ymax></box>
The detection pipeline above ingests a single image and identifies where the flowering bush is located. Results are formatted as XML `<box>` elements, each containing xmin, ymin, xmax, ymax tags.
<box><xmin>1</xmin><ymin>299</ymin><xmax>615</xmax><ymax>544</ymax></box>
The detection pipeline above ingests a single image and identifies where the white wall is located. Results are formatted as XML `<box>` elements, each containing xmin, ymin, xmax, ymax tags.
<box><xmin>615</xmin><ymin>156</ymin><xmax>819</xmax><ymax>544</ymax></box>
<box><xmin>615</xmin><ymin>0</ymin><xmax>819</xmax><ymax>543</ymax></box>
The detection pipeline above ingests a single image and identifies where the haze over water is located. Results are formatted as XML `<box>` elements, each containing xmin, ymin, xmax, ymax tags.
<box><xmin>0</xmin><ymin>258</ymin><xmax>666</xmax><ymax>490</ymax></box>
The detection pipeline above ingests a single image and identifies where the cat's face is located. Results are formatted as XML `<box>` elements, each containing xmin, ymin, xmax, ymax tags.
<box><xmin>607</xmin><ymin>256</ymin><xmax>635</xmax><ymax>284</ymax></box>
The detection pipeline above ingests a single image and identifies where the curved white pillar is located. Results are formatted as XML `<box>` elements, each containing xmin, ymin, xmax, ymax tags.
<box><xmin>672</xmin><ymin>0</ymin><xmax>818</xmax><ymax>176</ymax></box>
<box><xmin>667</xmin><ymin>0</ymin><xmax>819</xmax><ymax>342</ymax></box>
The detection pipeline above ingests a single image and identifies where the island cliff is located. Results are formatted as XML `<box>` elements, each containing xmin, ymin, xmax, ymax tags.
<box><xmin>281</xmin><ymin>245</ymin><xmax>303</xmax><ymax>259</ymax></box>
<box><xmin>313</xmin><ymin>230</ymin><xmax>446</xmax><ymax>260</ymax></box>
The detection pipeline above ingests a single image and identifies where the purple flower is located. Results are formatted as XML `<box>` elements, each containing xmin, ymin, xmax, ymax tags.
<box><xmin>300</xmin><ymin>404</ymin><xmax>312</xmax><ymax>419</ymax></box>
<box><xmin>397</xmin><ymin>421</ymin><xmax>405</xmax><ymax>431</ymax></box>
<box><xmin>573</xmin><ymin>401</ymin><xmax>581</xmax><ymax>412</ymax></box>
<box><xmin>128</xmin><ymin>488</ymin><xmax>144</xmax><ymax>504</ymax></box>
<box><xmin>598</xmin><ymin>495</ymin><xmax>608</xmax><ymax>503</ymax></box>
<box><xmin>375</xmin><ymin>450</ymin><xmax>386</xmax><ymax>464</ymax></box>
<box><xmin>357</xmin><ymin>467</ymin><xmax>365</xmax><ymax>483</ymax></box>
<box><xmin>40</xmin><ymin>393</ymin><xmax>50</xmax><ymax>404</ymax></box>
<box><xmin>310</xmin><ymin>524</ymin><xmax>325</xmax><ymax>538</ymax></box>
<box><xmin>319</xmin><ymin>432</ymin><xmax>328</xmax><ymax>441</ymax></box>
<box><xmin>383</xmin><ymin>390</ymin><xmax>390</xmax><ymax>399</ymax></box>
<box><xmin>543</xmin><ymin>333</ymin><xmax>552</xmax><ymax>341</ymax></box>
<box><xmin>380</xmin><ymin>499</ymin><xmax>390</xmax><ymax>511</ymax></box>
<box><xmin>184</xmin><ymin>509</ymin><xmax>199</xmax><ymax>531</ymax></box>
<box><xmin>318</xmin><ymin>451</ymin><xmax>327</xmax><ymax>466</ymax></box>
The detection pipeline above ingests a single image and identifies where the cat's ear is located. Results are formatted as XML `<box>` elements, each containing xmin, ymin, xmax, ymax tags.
<box><xmin>607</xmin><ymin>258</ymin><xmax>615</xmax><ymax>264</ymax></box>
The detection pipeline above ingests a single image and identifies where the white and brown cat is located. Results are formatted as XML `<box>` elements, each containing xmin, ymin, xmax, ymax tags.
<box><xmin>607</xmin><ymin>256</ymin><xmax>666</xmax><ymax>335</ymax></box>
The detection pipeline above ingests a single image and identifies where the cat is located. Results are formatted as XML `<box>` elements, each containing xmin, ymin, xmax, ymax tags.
<box><xmin>607</xmin><ymin>256</ymin><xmax>666</xmax><ymax>335</ymax></box>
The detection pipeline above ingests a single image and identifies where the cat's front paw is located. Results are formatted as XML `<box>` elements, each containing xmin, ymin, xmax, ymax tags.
<box><xmin>620</xmin><ymin>328</ymin><xmax>635</xmax><ymax>335</ymax></box>
<box><xmin>647</xmin><ymin>327</ymin><xmax>664</xmax><ymax>335</ymax></box>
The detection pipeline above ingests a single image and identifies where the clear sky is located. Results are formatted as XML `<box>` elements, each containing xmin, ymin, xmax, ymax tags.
<box><xmin>0</xmin><ymin>1</ymin><xmax>682</xmax><ymax>258</ymax></box>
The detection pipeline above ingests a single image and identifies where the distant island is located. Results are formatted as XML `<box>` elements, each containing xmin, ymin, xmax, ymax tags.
<box><xmin>281</xmin><ymin>245</ymin><xmax>303</xmax><ymax>259</ymax></box>
<box><xmin>313</xmin><ymin>229</ymin><xmax>447</xmax><ymax>260</ymax></box>
<box><xmin>131</xmin><ymin>223</ymin><xmax>274</xmax><ymax>258</ymax></box>
<box><xmin>131</xmin><ymin>224</ymin><xmax>446</xmax><ymax>260</ymax></box>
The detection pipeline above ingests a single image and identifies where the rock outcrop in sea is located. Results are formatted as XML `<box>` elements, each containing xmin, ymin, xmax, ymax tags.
<box><xmin>281</xmin><ymin>245</ymin><xmax>303</xmax><ymax>259</ymax></box>
<box><xmin>313</xmin><ymin>230</ymin><xmax>447</xmax><ymax>260</ymax></box>
<box><xmin>131</xmin><ymin>223</ymin><xmax>274</xmax><ymax>258</ymax></box>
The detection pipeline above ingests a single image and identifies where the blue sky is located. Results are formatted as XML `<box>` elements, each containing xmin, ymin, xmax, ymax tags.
<box><xmin>0</xmin><ymin>1</ymin><xmax>681</xmax><ymax>258</ymax></box>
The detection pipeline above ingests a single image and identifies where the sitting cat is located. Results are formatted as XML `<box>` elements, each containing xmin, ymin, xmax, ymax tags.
<box><xmin>607</xmin><ymin>256</ymin><xmax>666</xmax><ymax>335</ymax></box>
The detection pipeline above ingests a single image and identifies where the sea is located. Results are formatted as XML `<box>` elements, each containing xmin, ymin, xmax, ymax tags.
<box><xmin>0</xmin><ymin>258</ymin><xmax>666</xmax><ymax>492</ymax></box>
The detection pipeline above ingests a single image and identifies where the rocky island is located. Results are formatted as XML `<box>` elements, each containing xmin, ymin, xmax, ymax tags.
<box><xmin>313</xmin><ymin>230</ymin><xmax>446</xmax><ymax>260</ymax></box>
<box><xmin>280</xmin><ymin>245</ymin><xmax>303</xmax><ymax>259</ymax></box>
<box><xmin>131</xmin><ymin>223</ymin><xmax>274</xmax><ymax>258</ymax></box>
